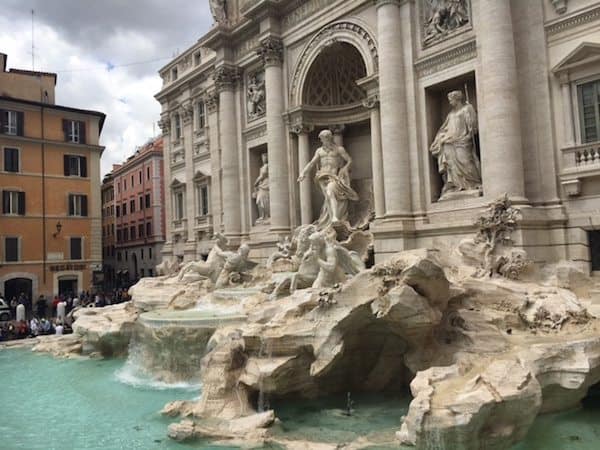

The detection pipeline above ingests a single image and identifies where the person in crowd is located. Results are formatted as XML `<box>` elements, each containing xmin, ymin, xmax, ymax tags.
<box><xmin>36</xmin><ymin>295</ymin><xmax>47</xmax><ymax>318</ymax></box>
<box><xmin>55</xmin><ymin>320</ymin><xmax>64</xmax><ymax>336</ymax></box>
<box><xmin>51</xmin><ymin>295</ymin><xmax>61</xmax><ymax>317</ymax></box>
<box><xmin>29</xmin><ymin>317</ymin><xmax>40</xmax><ymax>337</ymax></box>
<box><xmin>40</xmin><ymin>318</ymin><xmax>53</xmax><ymax>335</ymax></box>
<box><xmin>10</xmin><ymin>296</ymin><xmax>18</xmax><ymax>320</ymax></box>
<box><xmin>16</xmin><ymin>319</ymin><xmax>29</xmax><ymax>339</ymax></box>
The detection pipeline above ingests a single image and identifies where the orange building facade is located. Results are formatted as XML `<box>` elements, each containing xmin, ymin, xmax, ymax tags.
<box><xmin>102</xmin><ymin>137</ymin><xmax>166</xmax><ymax>288</ymax></box>
<box><xmin>0</xmin><ymin>53</ymin><xmax>105</xmax><ymax>301</ymax></box>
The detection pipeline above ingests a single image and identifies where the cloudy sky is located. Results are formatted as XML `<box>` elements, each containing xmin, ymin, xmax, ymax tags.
<box><xmin>0</xmin><ymin>0</ymin><xmax>213</xmax><ymax>175</ymax></box>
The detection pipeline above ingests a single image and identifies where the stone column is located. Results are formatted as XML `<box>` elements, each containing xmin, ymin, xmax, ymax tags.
<box><xmin>376</xmin><ymin>0</ymin><xmax>411</xmax><ymax>217</ymax></box>
<box><xmin>259</xmin><ymin>37</ymin><xmax>290</xmax><ymax>233</ymax></box>
<box><xmin>205</xmin><ymin>92</ymin><xmax>222</xmax><ymax>233</ymax></box>
<box><xmin>478</xmin><ymin>0</ymin><xmax>526</xmax><ymax>200</ymax></box>
<box><xmin>364</xmin><ymin>95</ymin><xmax>385</xmax><ymax>218</ymax></box>
<box><xmin>158</xmin><ymin>112</ymin><xmax>173</xmax><ymax>256</ymax></box>
<box><xmin>214</xmin><ymin>65</ymin><xmax>242</xmax><ymax>237</ymax></box>
<box><xmin>181</xmin><ymin>101</ymin><xmax>196</xmax><ymax>259</ymax></box>
<box><xmin>292</xmin><ymin>125</ymin><xmax>313</xmax><ymax>225</ymax></box>
<box><xmin>560</xmin><ymin>75</ymin><xmax>575</xmax><ymax>147</ymax></box>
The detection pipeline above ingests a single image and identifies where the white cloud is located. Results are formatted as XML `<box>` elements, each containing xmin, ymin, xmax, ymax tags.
<box><xmin>0</xmin><ymin>2</ymin><xmax>211</xmax><ymax>176</ymax></box>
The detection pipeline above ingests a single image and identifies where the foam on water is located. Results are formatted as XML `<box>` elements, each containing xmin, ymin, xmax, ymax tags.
<box><xmin>115</xmin><ymin>359</ymin><xmax>202</xmax><ymax>392</ymax></box>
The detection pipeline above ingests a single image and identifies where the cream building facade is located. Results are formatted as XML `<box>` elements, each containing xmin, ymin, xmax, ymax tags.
<box><xmin>155</xmin><ymin>0</ymin><xmax>600</xmax><ymax>272</ymax></box>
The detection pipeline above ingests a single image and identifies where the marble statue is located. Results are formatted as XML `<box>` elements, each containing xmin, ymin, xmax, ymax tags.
<box><xmin>247</xmin><ymin>74</ymin><xmax>265</xmax><ymax>120</ymax></box>
<box><xmin>458</xmin><ymin>195</ymin><xmax>530</xmax><ymax>279</ymax></box>
<box><xmin>156</xmin><ymin>257</ymin><xmax>181</xmax><ymax>277</ymax></box>
<box><xmin>209</xmin><ymin>0</ymin><xmax>227</xmax><ymax>24</ymax></box>
<box><xmin>253</xmin><ymin>153</ymin><xmax>270</xmax><ymax>224</ymax></box>
<box><xmin>424</xmin><ymin>0</ymin><xmax>470</xmax><ymax>45</ymax></box>
<box><xmin>214</xmin><ymin>243</ymin><xmax>256</xmax><ymax>288</ymax></box>
<box><xmin>430</xmin><ymin>90</ymin><xmax>481</xmax><ymax>200</ymax></box>
<box><xmin>270</xmin><ymin>225</ymin><xmax>364</xmax><ymax>299</ymax></box>
<box><xmin>298</xmin><ymin>129</ymin><xmax>359</xmax><ymax>228</ymax></box>
<box><xmin>310</xmin><ymin>231</ymin><xmax>364</xmax><ymax>289</ymax></box>
<box><xmin>176</xmin><ymin>233</ymin><xmax>228</xmax><ymax>283</ymax></box>
<box><xmin>267</xmin><ymin>236</ymin><xmax>293</xmax><ymax>268</ymax></box>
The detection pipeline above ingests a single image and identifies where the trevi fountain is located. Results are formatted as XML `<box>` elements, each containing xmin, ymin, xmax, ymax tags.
<box><xmin>4</xmin><ymin>0</ymin><xmax>600</xmax><ymax>448</ymax></box>
<box><xmin>4</xmin><ymin>125</ymin><xmax>600</xmax><ymax>450</ymax></box>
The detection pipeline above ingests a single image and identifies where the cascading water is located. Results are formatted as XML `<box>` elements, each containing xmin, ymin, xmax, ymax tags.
<box><xmin>257</xmin><ymin>335</ymin><xmax>273</xmax><ymax>413</ymax></box>
<box><xmin>116</xmin><ymin>308</ymin><xmax>246</xmax><ymax>387</ymax></box>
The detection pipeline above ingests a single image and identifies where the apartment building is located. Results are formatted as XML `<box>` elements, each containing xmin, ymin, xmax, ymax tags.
<box><xmin>0</xmin><ymin>53</ymin><xmax>105</xmax><ymax>300</ymax></box>
<box><xmin>101</xmin><ymin>137</ymin><xmax>165</xmax><ymax>286</ymax></box>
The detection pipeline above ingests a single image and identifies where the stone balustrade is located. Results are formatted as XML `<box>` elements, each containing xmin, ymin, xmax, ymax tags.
<box><xmin>560</xmin><ymin>141</ymin><xmax>600</xmax><ymax>196</ymax></box>
<box><xmin>563</xmin><ymin>142</ymin><xmax>600</xmax><ymax>169</ymax></box>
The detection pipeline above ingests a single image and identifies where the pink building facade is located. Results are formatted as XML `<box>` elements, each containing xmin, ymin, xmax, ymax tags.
<box><xmin>106</xmin><ymin>137</ymin><xmax>165</xmax><ymax>285</ymax></box>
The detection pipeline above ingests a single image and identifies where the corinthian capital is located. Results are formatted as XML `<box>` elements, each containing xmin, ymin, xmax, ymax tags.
<box><xmin>213</xmin><ymin>65</ymin><xmax>240</xmax><ymax>92</ymax></box>
<box><xmin>258</xmin><ymin>37</ymin><xmax>284</xmax><ymax>67</ymax></box>
<box><xmin>204</xmin><ymin>91</ymin><xmax>219</xmax><ymax>113</ymax></box>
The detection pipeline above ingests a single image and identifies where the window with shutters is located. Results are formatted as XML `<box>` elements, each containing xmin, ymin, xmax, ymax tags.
<box><xmin>64</xmin><ymin>155</ymin><xmax>87</xmax><ymax>177</ymax></box>
<box><xmin>1</xmin><ymin>110</ymin><xmax>23</xmax><ymax>136</ymax></box>
<box><xmin>70</xmin><ymin>237</ymin><xmax>83</xmax><ymax>260</ymax></box>
<box><xmin>145</xmin><ymin>193</ymin><xmax>151</xmax><ymax>208</ymax></box>
<box><xmin>579</xmin><ymin>80</ymin><xmax>600</xmax><ymax>143</ymax></box>
<box><xmin>2</xmin><ymin>190</ymin><xmax>25</xmax><ymax>215</ymax></box>
<box><xmin>138</xmin><ymin>223</ymin><xmax>144</xmax><ymax>238</ymax></box>
<box><xmin>4</xmin><ymin>237</ymin><xmax>19</xmax><ymax>262</ymax></box>
<box><xmin>3</xmin><ymin>147</ymin><xmax>19</xmax><ymax>172</ymax></box>
<box><xmin>146</xmin><ymin>221</ymin><xmax>152</xmax><ymax>237</ymax></box>
<box><xmin>68</xmin><ymin>194</ymin><xmax>88</xmax><ymax>217</ymax></box>
<box><xmin>63</xmin><ymin>120</ymin><xmax>86</xmax><ymax>144</ymax></box>
<box><xmin>130</xmin><ymin>199</ymin><xmax>135</xmax><ymax>213</ymax></box>
<box><xmin>122</xmin><ymin>203</ymin><xmax>127</xmax><ymax>215</ymax></box>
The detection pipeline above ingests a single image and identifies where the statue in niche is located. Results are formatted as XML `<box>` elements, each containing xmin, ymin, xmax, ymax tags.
<box><xmin>423</xmin><ymin>0</ymin><xmax>470</xmax><ymax>45</ymax></box>
<box><xmin>253</xmin><ymin>153</ymin><xmax>270</xmax><ymax>225</ymax></box>
<box><xmin>430</xmin><ymin>90</ymin><xmax>481</xmax><ymax>200</ymax></box>
<box><xmin>209</xmin><ymin>0</ymin><xmax>227</xmax><ymax>24</ymax></box>
<box><xmin>298</xmin><ymin>129</ymin><xmax>359</xmax><ymax>229</ymax></box>
<box><xmin>247</xmin><ymin>73</ymin><xmax>265</xmax><ymax>120</ymax></box>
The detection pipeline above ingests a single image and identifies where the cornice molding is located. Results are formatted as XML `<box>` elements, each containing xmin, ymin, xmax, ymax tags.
<box><xmin>414</xmin><ymin>39</ymin><xmax>476</xmax><ymax>77</ymax></box>
<box><xmin>546</xmin><ymin>4</ymin><xmax>600</xmax><ymax>36</ymax></box>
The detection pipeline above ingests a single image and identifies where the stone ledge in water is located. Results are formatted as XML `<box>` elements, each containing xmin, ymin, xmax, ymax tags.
<box><xmin>138</xmin><ymin>308</ymin><xmax>247</xmax><ymax>328</ymax></box>
<box><xmin>212</xmin><ymin>287</ymin><xmax>264</xmax><ymax>302</ymax></box>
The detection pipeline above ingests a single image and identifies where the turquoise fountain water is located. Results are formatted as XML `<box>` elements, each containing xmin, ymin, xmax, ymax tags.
<box><xmin>1</xmin><ymin>348</ymin><xmax>599</xmax><ymax>449</ymax></box>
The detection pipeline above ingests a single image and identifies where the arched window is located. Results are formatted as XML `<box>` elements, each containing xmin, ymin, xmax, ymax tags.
<box><xmin>303</xmin><ymin>43</ymin><xmax>367</xmax><ymax>107</ymax></box>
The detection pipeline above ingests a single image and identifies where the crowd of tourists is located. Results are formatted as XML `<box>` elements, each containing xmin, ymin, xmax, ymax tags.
<box><xmin>0</xmin><ymin>288</ymin><xmax>131</xmax><ymax>342</ymax></box>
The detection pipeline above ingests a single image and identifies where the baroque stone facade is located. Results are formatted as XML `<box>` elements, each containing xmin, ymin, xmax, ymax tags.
<box><xmin>156</xmin><ymin>0</ymin><xmax>600</xmax><ymax>272</ymax></box>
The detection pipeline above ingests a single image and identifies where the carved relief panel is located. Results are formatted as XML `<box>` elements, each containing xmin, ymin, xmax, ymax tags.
<box><xmin>421</xmin><ymin>0</ymin><xmax>471</xmax><ymax>48</ymax></box>
<box><xmin>246</xmin><ymin>70</ymin><xmax>265</xmax><ymax>122</ymax></box>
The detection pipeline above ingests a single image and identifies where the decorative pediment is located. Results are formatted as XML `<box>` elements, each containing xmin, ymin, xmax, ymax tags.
<box><xmin>552</xmin><ymin>42</ymin><xmax>600</xmax><ymax>76</ymax></box>
<box><xmin>170</xmin><ymin>178</ymin><xmax>186</xmax><ymax>188</ymax></box>
<box><xmin>193</xmin><ymin>170</ymin><xmax>211</xmax><ymax>182</ymax></box>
